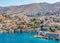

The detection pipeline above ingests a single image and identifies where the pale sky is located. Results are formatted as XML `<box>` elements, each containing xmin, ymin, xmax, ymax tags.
<box><xmin>0</xmin><ymin>0</ymin><xmax>60</xmax><ymax>6</ymax></box>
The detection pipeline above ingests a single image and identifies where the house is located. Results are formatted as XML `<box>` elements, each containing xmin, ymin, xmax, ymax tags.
<box><xmin>45</xmin><ymin>30</ymin><xmax>60</xmax><ymax>40</ymax></box>
<box><xmin>38</xmin><ymin>31</ymin><xmax>50</xmax><ymax>36</ymax></box>
<box><xmin>40</xmin><ymin>27</ymin><xmax>49</xmax><ymax>31</ymax></box>
<box><xmin>37</xmin><ymin>27</ymin><xmax>49</xmax><ymax>36</ymax></box>
<box><xmin>45</xmin><ymin>33</ymin><xmax>60</xmax><ymax>40</ymax></box>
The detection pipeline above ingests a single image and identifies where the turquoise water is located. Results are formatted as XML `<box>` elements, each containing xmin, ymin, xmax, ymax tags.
<box><xmin>0</xmin><ymin>33</ymin><xmax>60</xmax><ymax>43</ymax></box>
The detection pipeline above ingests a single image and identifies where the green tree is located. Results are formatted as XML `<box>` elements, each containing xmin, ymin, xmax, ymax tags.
<box><xmin>39</xmin><ymin>20</ymin><xmax>44</xmax><ymax>24</ymax></box>
<box><xmin>30</xmin><ymin>18</ymin><xmax>36</xmax><ymax>22</ymax></box>
<box><xmin>27</xmin><ymin>23</ymin><xmax>33</xmax><ymax>27</ymax></box>
<box><xmin>32</xmin><ymin>24</ymin><xmax>38</xmax><ymax>31</ymax></box>
<box><xmin>0</xmin><ymin>19</ymin><xmax>2</xmax><ymax>22</ymax></box>
<box><xmin>50</xmin><ymin>26</ymin><xmax>56</xmax><ymax>32</ymax></box>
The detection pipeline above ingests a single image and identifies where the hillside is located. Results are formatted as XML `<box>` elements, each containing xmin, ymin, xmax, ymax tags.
<box><xmin>0</xmin><ymin>2</ymin><xmax>60</xmax><ymax>16</ymax></box>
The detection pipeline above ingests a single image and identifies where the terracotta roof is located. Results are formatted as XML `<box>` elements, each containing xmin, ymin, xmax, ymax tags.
<box><xmin>54</xmin><ymin>30</ymin><xmax>60</xmax><ymax>34</ymax></box>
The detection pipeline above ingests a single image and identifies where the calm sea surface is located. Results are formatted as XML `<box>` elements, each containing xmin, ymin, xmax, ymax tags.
<box><xmin>0</xmin><ymin>33</ymin><xmax>60</xmax><ymax>43</ymax></box>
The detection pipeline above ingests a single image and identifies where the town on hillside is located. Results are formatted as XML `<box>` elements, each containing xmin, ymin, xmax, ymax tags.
<box><xmin>0</xmin><ymin>13</ymin><xmax>60</xmax><ymax>40</ymax></box>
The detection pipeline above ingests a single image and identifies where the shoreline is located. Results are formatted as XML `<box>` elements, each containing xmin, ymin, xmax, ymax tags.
<box><xmin>33</xmin><ymin>35</ymin><xmax>60</xmax><ymax>40</ymax></box>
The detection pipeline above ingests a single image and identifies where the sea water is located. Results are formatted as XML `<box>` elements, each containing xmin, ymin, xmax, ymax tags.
<box><xmin>0</xmin><ymin>33</ymin><xmax>59</xmax><ymax>43</ymax></box>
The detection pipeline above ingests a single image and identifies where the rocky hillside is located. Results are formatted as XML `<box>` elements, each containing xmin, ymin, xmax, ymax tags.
<box><xmin>0</xmin><ymin>2</ymin><xmax>60</xmax><ymax>16</ymax></box>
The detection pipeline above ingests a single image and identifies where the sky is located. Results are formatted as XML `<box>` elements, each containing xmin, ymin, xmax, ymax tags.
<box><xmin>0</xmin><ymin>0</ymin><xmax>60</xmax><ymax>6</ymax></box>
